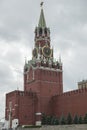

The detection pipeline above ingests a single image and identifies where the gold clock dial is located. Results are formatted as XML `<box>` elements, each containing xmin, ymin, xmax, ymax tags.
<box><xmin>42</xmin><ymin>46</ymin><xmax>52</xmax><ymax>58</ymax></box>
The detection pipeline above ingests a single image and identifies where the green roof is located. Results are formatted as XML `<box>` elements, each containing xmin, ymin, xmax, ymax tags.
<box><xmin>38</xmin><ymin>8</ymin><xmax>46</xmax><ymax>28</ymax></box>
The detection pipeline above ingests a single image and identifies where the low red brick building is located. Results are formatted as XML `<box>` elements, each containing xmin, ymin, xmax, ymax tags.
<box><xmin>5</xmin><ymin>4</ymin><xmax>87</xmax><ymax>127</ymax></box>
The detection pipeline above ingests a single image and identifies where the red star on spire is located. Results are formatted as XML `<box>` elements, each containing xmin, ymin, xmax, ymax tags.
<box><xmin>40</xmin><ymin>1</ymin><xmax>44</xmax><ymax>7</ymax></box>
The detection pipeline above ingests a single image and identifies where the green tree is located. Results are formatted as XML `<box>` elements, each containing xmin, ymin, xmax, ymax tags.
<box><xmin>84</xmin><ymin>113</ymin><xmax>87</xmax><ymax>124</ymax></box>
<box><xmin>66</xmin><ymin>113</ymin><xmax>72</xmax><ymax>124</ymax></box>
<box><xmin>73</xmin><ymin>115</ymin><xmax>79</xmax><ymax>124</ymax></box>
<box><xmin>79</xmin><ymin>116</ymin><xmax>83</xmax><ymax>124</ymax></box>
<box><xmin>49</xmin><ymin>116</ymin><xmax>59</xmax><ymax>125</ymax></box>
<box><xmin>42</xmin><ymin>113</ymin><xmax>47</xmax><ymax>125</ymax></box>
<box><xmin>54</xmin><ymin>118</ymin><xmax>59</xmax><ymax>125</ymax></box>
<box><xmin>52</xmin><ymin>117</ymin><xmax>59</xmax><ymax>125</ymax></box>
<box><xmin>50</xmin><ymin>117</ymin><xmax>54</xmax><ymax>125</ymax></box>
<box><xmin>60</xmin><ymin>115</ymin><xmax>66</xmax><ymax>125</ymax></box>
<box><xmin>46</xmin><ymin>116</ymin><xmax>52</xmax><ymax>125</ymax></box>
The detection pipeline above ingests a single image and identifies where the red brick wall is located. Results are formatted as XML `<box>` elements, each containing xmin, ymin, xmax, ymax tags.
<box><xmin>24</xmin><ymin>67</ymin><xmax>63</xmax><ymax>94</ymax></box>
<box><xmin>6</xmin><ymin>65</ymin><xmax>63</xmax><ymax>125</ymax></box>
<box><xmin>5</xmin><ymin>91</ymin><xmax>17</xmax><ymax>120</ymax></box>
<box><xmin>24</xmin><ymin>67</ymin><xmax>63</xmax><ymax>116</ymax></box>
<box><xmin>18</xmin><ymin>92</ymin><xmax>37</xmax><ymax>125</ymax></box>
<box><xmin>6</xmin><ymin>91</ymin><xmax>37</xmax><ymax>125</ymax></box>
<box><xmin>52</xmin><ymin>88</ymin><xmax>87</xmax><ymax>118</ymax></box>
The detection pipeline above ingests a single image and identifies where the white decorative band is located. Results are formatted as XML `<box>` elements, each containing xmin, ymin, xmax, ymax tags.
<box><xmin>35</xmin><ymin>112</ymin><xmax>42</xmax><ymax>115</ymax></box>
<box><xmin>35</xmin><ymin>121</ymin><xmax>41</xmax><ymax>126</ymax></box>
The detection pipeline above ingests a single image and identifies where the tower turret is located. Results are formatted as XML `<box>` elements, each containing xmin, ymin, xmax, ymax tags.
<box><xmin>34</xmin><ymin>3</ymin><xmax>50</xmax><ymax>46</ymax></box>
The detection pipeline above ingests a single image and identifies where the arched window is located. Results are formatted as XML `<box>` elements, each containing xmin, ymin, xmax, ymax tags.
<box><xmin>44</xmin><ymin>28</ymin><xmax>47</xmax><ymax>35</ymax></box>
<box><xmin>39</xmin><ymin>28</ymin><xmax>42</xmax><ymax>35</ymax></box>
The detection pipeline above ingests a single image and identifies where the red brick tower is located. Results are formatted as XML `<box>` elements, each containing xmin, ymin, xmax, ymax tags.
<box><xmin>24</xmin><ymin>3</ymin><xmax>63</xmax><ymax>117</ymax></box>
<box><xmin>5</xmin><ymin>3</ymin><xmax>63</xmax><ymax>127</ymax></box>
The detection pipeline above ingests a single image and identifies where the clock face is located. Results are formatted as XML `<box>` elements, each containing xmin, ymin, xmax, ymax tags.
<box><xmin>42</xmin><ymin>46</ymin><xmax>52</xmax><ymax>58</ymax></box>
<box><xmin>33</xmin><ymin>48</ymin><xmax>38</xmax><ymax>58</ymax></box>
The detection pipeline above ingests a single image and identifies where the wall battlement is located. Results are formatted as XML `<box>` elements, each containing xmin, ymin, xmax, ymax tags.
<box><xmin>51</xmin><ymin>87</ymin><xmax>87</xmax><ymax>117</ymax></box>
<box><xmin>53</xmin><ymin>88</ymin><xmax>87</xmax><ymax>98</ymax></box>
<box><xmin>6</xmin><ymin>90</ymin><xmax>37</xmax><ymax>98</ymax></box>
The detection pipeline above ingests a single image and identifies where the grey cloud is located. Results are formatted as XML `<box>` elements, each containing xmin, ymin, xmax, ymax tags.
<box><xmin>0</xmin><ymin>61</ymin><xmax>14</xmax><ymax>86</ymax></box>
<box><xmin>0</xmin><ymin>0</ymin><xmax>38</xmax><ymax>42</ymax></box>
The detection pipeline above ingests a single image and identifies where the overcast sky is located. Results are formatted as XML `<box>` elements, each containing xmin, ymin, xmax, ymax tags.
<box><xmin>0</xmin><ymin>0</ymin><xmax>87</xmax><ymax>120</ymax></box>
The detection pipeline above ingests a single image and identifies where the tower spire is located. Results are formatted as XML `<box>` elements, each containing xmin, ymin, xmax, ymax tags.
<box><xmin>38</xmin><ymin>1</ymin><xmax>46</xmax><ymax>28</ymax></box>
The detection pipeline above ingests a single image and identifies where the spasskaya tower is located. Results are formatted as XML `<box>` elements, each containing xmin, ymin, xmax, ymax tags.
<box><xmin>24</xmin><ymin>2</ymin><xmax>63</xmax><ymax>114</ymax></box>
<box><xmin>5</xmin><ymin>2</ymin><xmax>64</xmax><ymax>127</ymax></box>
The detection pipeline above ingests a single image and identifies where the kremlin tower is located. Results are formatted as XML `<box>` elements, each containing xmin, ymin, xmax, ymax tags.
<box><xmin>24</xmin><ymin>3</ymin><xmax>63</xmax><ymax>94</ymax></box>
<box><xmin>5</xmin><ymin>3</ymin><xmax>63</xmax><ymax>127</ymax></box>
<box><xmin>23</xmin><ymin>2</ymin><xmax>63</xmax><ymax>124</ymax></box>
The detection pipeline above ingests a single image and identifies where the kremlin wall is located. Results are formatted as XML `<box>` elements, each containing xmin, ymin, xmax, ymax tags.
<box><xmin>5</xmin><ymin>3</ymin><xmax>87</xmax><ymax>129</ymax></box>
<box><xmin>51</xmin><ymin>88</ymin><xmax>87</xmax><ymax>118</ymax></box>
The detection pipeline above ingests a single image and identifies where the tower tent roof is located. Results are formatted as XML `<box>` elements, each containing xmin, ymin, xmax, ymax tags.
<box><xmin>38</xmin><ymin>8</ymin><xmax>46</xmax><ymax>28</ymax></box>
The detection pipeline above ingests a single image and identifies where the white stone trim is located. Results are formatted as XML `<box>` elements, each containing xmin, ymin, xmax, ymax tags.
<box><xmin>24</xmin><ymin>61</ymin><xmax>63</xmax><ymax>74</ymax></box>
<box><xmin>35</xmin><ymin>121</ymin><xmax>41</xmax><ymax>126</ymax></box>
<box><xmin>35</xmin><ymin>112</ymin><xmax>42</xmax><ymax>115</ymax></box>
<box><xmin>37</xmin><ymin>66</ymin><xmax>62</xmax><ymax>72</ymax></box>
<box><xmin>28</xmin><ymin>79</ymin><xmax>61</xmax><ymax>85</ymax></box>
